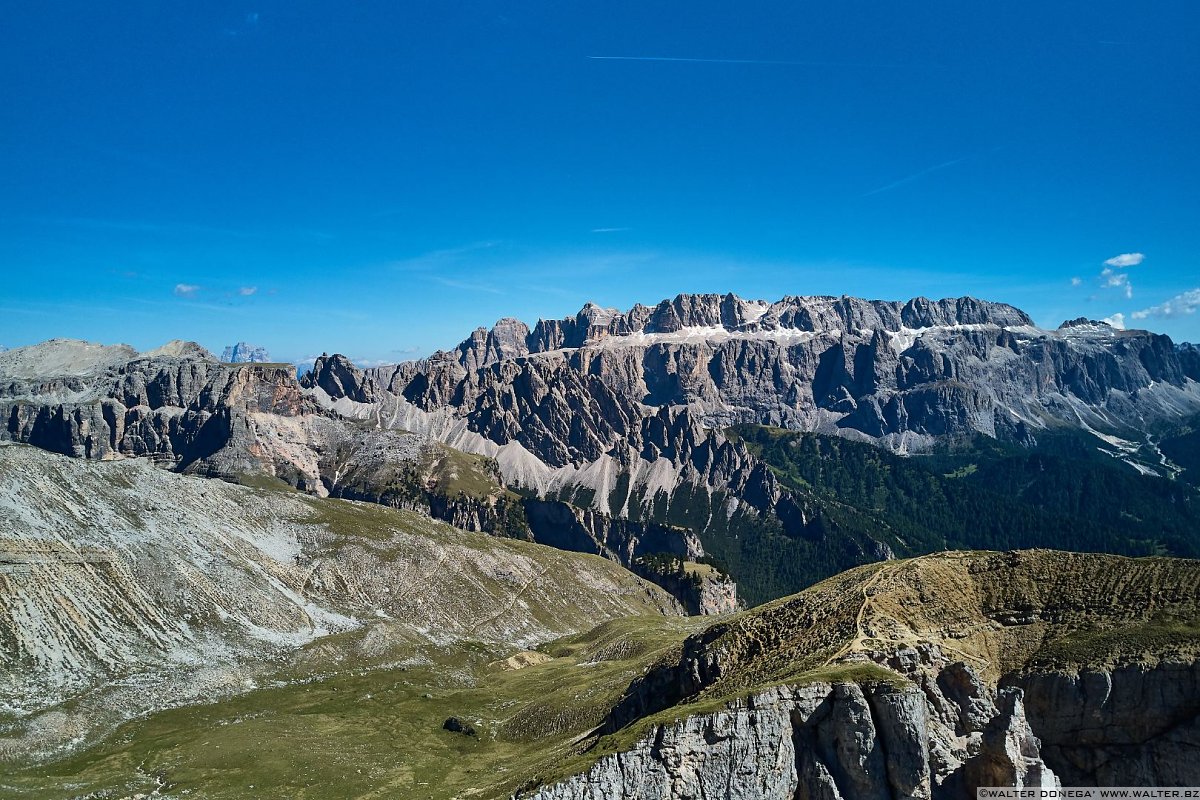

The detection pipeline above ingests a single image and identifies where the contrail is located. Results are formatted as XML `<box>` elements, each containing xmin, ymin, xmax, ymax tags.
<box><xmin>860</xmin><ymin>157</ymin><xmax>968</xmax><ymax>197</ymax></box>
<box><xmin>588</xmin><ymin>55</ymin><xmax>888</xmax><ymax>67</ymax></box>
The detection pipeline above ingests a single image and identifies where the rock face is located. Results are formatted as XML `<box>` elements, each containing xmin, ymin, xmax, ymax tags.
<box><xmin>525</xmin><ymin>682</ymin><xmax>934</xmax><ymax>800</ymax></box>
<box><xmin>284</xmin><ymin>295</ymin><xmax>1200</xmax><ymax>611</ymax></box>
<box><xmin>522</xmin><ymin>664</ymin><xmax>1066</xmax><ymax>800</ymax></box>
<box><xmin>0</xmin><ymin>338</ymin><xmax>315</xmax><ymax>484</ymax></box>
<box><xmin>301</xmin><ymin>353</ymin><xmax>376</xmax><ymax>403</ymax></box>
<box><xmin>1015</xmin><ymin>661</ymin><xmax>1200</xmax><ymax>786</ymax></box>
<box><xmin>517</xmin><ymin>551</ymin><xmax>1200</xmax><ymax>798</ymax></box>
<box><xmin>523</xmin><ymin>499</ymin><xmax>702</xmax><ymax>563</ymax></box>
<box><xmin>355</xmin><ymin>294</ymin><xmax>1200</xmax><ymax>470</ymax></box>
<box><xmin>6</xmin><ymin>294</ymin><xmax>1200</xmax><ymax>616</ymax></box>
<box><xmin>220</xmin><ymin>342</ymin><xmax>271</xmax><ymax>363</ymax></box>
<box><xmin>648</xmin><ymin>568</ymin><xmax>738</xmax><ymax>617</ymax></box>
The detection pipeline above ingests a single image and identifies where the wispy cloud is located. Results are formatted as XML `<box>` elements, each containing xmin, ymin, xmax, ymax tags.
<box><xmin>861</xmin><ymin>157</ymin><xmax>967</xmax><ymax>197</ymax></box>
<box><xmin>1132</xmin><ymin>288</ymin><xmax>1200</xmax><ymax>320</ymax></box>
<box><xmin>591</xmin><ymin>227</ymin><xmax>631</xmax><ymax>233</ymax></box>
<box><xmin>1071</xmin><ymin>276</ymin><xmax>1083</xmax><ymax>286</ymax></box>
<box><xmin>224</xmin><ymin>11</ymin><xmax>260</xmax><ymax>37</ymax></box>
<box><xmin>174</xmin><ymin>283</ymin><xmax>201</xmax><ymax>297</ymax></box>
<box><xmin>391</xmin><ymin>241</ymin><xmax>501</xmax><ymax>273</ymax></box>
<box><xmin>0</xmin><ymin>300</ymin><xmax>156</xmax><ymax>319</ymax></box>
<box><xmin>1101</xmin><ymin>312</ymin><xmax>1126</xmax><ymax>329</ymax></box>
<box><xmin>238</xmin><ymin>286</ymin><xmax>258</xmax><ymax>296</ymax></box>
<box><xmin>432</xmin><ymin>276</ymin><xmax>506</xmax><ymax>295</ymax></box>
<box><xmin>1100</xmin><ymin>269</ymin><xmax>1133</xmax><ymax>299</ymax></box>
<box><xmin>1103</xmin><ymin>252</ymin><xmax>1144</xmax><ymax>268</ymax></box>
<box><xmin>1095</xmin><ymin>253</ymin><xmax>1143</xmax><ymax>299</ymax></box>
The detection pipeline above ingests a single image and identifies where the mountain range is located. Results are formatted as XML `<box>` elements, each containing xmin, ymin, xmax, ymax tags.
<box><xmin>2</xmin><ymin>293</ymin><xmax>1199</xmax><ymax>797</ymax></box>
<box><xmin>4</xmin><ymin>294</ymin><xmax>1198</xmax><ymax>604</ymax></box>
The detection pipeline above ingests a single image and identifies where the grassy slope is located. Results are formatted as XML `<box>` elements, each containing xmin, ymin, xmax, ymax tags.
<box><xmin>12</xmin><ymin>550</ymin><xmax>1198</xmax><ymax>800</ymax></box>
<box><xmin>2</xmin><ymin>616</ymin><xmax>706</xmax><ymax>800</ymax></box>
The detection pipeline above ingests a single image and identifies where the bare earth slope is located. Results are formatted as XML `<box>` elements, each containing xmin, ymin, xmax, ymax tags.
<box><xmin>0</xmin><ymin>443</ymin><xmax>679</xmax><ymax>764</ymax></box>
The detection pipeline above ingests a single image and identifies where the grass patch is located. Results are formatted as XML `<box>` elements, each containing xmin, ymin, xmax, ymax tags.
<box><xmin>0</xmin><ymin>616</ymin><xmax>702</xmax><ymax>800</ymax></box>
<box><xmin>1029</xmin><ymin>620</ymin><xmax>1200</xmax><ymax>669</ymax></box>
<box><xmin>229</xmin><ymin>471</ymin><xmax>302</xmax><ymax>492</ymax></box>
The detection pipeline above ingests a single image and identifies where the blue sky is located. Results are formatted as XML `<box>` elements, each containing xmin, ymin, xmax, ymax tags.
<box><xmin>2</xmin><ymin>1</ymin><xmax>1198</xmax><ymax>365</ymax></box>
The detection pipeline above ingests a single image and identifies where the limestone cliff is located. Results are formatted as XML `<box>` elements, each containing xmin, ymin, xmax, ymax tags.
<box><xmin>516</xmin><ymin>551</ymin><xmax>1200</xmax><ymax>798</ymax></box>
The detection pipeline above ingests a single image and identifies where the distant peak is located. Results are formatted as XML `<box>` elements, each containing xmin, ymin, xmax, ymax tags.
<box><xmin>1059</xmin><ymin>317</ymin><xmax>1110</xmax><ymax>329</ymax></box>
<box><xmin>141</xmin><ymin>340</ymin><xmax>215</xmax><ymax>360</ymax></box>
<box><xmin>221</xmin><ymin>342</ymin><xmax>271</xmax><ymax>363</ymax></box>
<box><xmin>0</xmin><ymin>338</ymin><xmax>139</xmax><ymax>379</ymax></box>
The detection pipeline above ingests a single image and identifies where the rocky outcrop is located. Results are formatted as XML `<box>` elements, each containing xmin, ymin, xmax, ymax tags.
<box><xmin>518</xmin><ymin>552</ymin><xmax>1200</xmax><ymax>798</ymax></box>
<box><xmin>962</xmin><ymin>687</ymin><xmax>1059</xmax><ymax>793</ymax></box>
<box><xmin>522</xmin><ymin>647</ymin><xmax>1200</xmax><ymax>799</ymax></box>
<box><xmin>1178</xmin><ymin>343</ymin><xmax>1200</xmax><ymax>381</ymax></box>
<box><xmin>523</xmin><ymin>499</ymin><xmax>701</xmax><ymax>564</ymax></box>
<box><xmin>522</xmin><ymin>681</ymin><xmax>933</xmax><ymax>800</ymax></box>
<box><xmin>457</xmin><ymin>317</ymin><xmax>531</xmax><ymax>371</ymax></box>
<box><xmin>518</xmin><ymin>295</ymin><xmax>1034</xmax><ymax>355</ymax></box>
<box><xmin>301</xmin><ymin>353</ymin><xmax>377</xmax><ymax>403</ymax></box>
<box><xmin>1014</xmin><ymin>661</ymin><xmax>1200</xmax><ymax>786</ymax></box>
<box><xmin>648</xmin><ymin>569</ymin><xmax>737</xmax><ymax>617</ymax></box>
<box><xmin>520</xmin><ymin>672</ymin><xmax>1061</xmax><ymax>800</ymax></box>
<box><xmin>1</xmin><ymin>341</ymin><xmax>313</xmax><ymax>473</ymax></box>
<box><xmin>0</xmin><ymin>343</ymin><xmax>741</xmax><ymax>614</ymax></box>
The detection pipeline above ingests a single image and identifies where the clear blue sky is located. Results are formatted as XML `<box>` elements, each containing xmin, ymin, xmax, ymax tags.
<box><xmin>2</xmin><ymin>1</ymin><xmax>1198</xmax><ymax>365</ymax></box>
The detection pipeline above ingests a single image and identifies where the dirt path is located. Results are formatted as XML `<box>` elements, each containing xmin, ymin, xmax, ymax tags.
<box><xmin>822</xmin><ymin>553</ymin><xmax>990</xmax><ymax>669</ymax></box>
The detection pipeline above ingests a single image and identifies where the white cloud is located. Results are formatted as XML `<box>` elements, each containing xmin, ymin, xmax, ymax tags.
<box><xmin>174</xmin><ymin>283</ymin><xmax>200</xmax><ymax>297</ymax></box>
<box><xmin>1101</xmin><ymin>269</ymin><xmax>1133</xmax><ymax>298</ymax></box>
<box><xmin>1103</xmin><ymin>252</ymin><xmax>1144</xmax><ymax>268</ymax></box>
<box><xmin>239</xmin><ymin>286</ymin><xmax>258</xmax><ymax>296</ymax></box>
<box><xmin>1101</xmin><ymin>313</ymin><xmax>1126</xmax><ymax>329</ymax></box>
<box><xmin>1131</xmin><ymin>288</ymin><xmax>1200</xmax><ymax>320</ymax></box>
<box><xmin>1070</xmin><ymin>276</ymin><xmax>1082</xmax><ymax>286</ymax></box>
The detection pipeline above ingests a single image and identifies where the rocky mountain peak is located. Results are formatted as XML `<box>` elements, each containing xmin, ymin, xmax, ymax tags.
<box><xmin>566</xmin><ymin>293</ymin><xmax>1034</xmax><ymax>344</ymax></box>
<box><xmin>139</xmin><ymin>340</ymin><xmax>216</xmax><ymax>361</ymax></box>
<box><xmin>302</xmin><ymin>352</ymin><xmax>374</xmax><ymax>403</ymax></box>
<box><xmin>0</xmin><ymin>338</ymin><xmax>139</xmax><ymax>379</ymax></box>
<box><xmin>1059</xmin><ymin>317</ymin><xmax>1116</xmax><ymax>330</ymax></box>
<box><xmin>454</xmin><ymin>317</ymin><xmax>532</xmax><ymax>370</ymax></box>
<box><xmin>221</xmin><ymin>342</ymin><xmax>271</xmax><ymax>363</ymax></box>
<box><xmin>467</xmin><ymin>294</ymin><xmax>1038</xmax><ymax>370</ymax></box>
